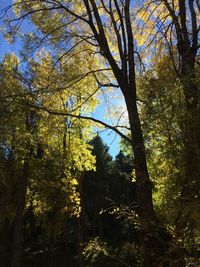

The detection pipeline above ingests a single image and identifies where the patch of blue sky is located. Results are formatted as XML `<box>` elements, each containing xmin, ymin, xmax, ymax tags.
<box><xmin>91</xmin><ymin>88</ymin><xmax>129</xmax><ymax>158</ymax></box>
<box><xmin>0</xmin><ymin>0</ymin><xmax>36</xmax><ymax>61</ymax></box>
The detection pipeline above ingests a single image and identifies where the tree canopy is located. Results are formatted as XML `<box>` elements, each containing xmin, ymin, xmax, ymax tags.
<box><xmin>0</xmin><ymin>1</ymin><xmax>199</xmax><ymax>267</ymax></box>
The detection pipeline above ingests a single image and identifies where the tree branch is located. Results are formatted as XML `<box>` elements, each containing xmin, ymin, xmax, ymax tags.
<box><xmin>23</xmin><ymin>102</ymin><xmax>132</xmax><ymax>143</ymax></box>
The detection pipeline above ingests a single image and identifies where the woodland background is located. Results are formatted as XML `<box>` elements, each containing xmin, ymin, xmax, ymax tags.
<box><xmin>0</xmin><ymin>1</ymin><xmax>199</xmax><ymax>267</ymax></box>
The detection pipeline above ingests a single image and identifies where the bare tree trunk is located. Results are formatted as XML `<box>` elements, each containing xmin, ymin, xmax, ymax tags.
<box><xmin>125</xmin><ymin>93</ymin><xmax>169</xmax><ymax>267</ymax></box>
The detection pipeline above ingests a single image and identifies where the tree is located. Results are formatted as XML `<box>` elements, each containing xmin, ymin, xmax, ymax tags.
<box><xmin>3</xmin><ymin>0</ymin><xmax>199</xmax><ymax>265</ymax></box>
<box><xmin>162</xmin><ymin>1</ymin><xmax>200</xmax><ymax>245</ymax></box>
<box><xmin>135</xmin><ymin>1</ymin><xmax>200</xmax><ymax>264</ymax></box>
<box><xmin>5</xmin><ymin>2</ymin><xmax>162</xmax><ymax>265</ymax></box>
<box><xmin>136</xmin><ymin>55</ymin><xmax>184</xmax><ymax>222</ymax></box>
<box><xmin>81</xmin><ymin>135</ymin><xmax>113</xmax><ymax>241</ymax></box>
<box><xmin>0</xmin><ymin>49</ymin><xmax>97</xmax><ymax>267</ymax></box>
<box><xmin>82</xmin><ymin>137</ymin><xmax>139</xmax><ymax>266</ymax></box>
<box><xmin>0</xmin><ymin>53</ymin><xmax>33</xmax><ymax>267</ymax></box>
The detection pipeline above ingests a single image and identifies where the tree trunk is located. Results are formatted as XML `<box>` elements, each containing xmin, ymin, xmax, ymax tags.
<box><xmin>171</xmin><ymin>47</ymin><xmax>199</xmax><ymax>266</ymax></box>
<box><xmin>11</xmin><ymin>158</ymin><xmax>29</xmax><ymax>267</ymax></box>
<box><xmin>0</xmin><ymin>179</ymin><xmax>11</xmax><ymax>267</ymax></box>
<box><xmin>124</xmin><ymin>91</ymin><xmax>171</xmax><ymax>267</ymax></box>
<box><xmin>176</xmin><ymin>50</ymin><xmax>200</xmax><ymax>239</ymax></box>
<box><xmin>0</xmin><ymin>218</ymin><xmax>10</xmax><ymax>267</ymax></box>
<box><xmin>45</xmin><ymin>235</ymin><xmax>54</xmax><ymax>267</ymax></box>
<box><xmin>78</xmin><ymin>173</ymin><xmax>87</xmax><ymax>267</ymax></box>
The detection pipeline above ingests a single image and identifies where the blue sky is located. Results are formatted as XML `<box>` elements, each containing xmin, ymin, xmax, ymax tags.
<box><xmin>0</xmin><ymin>0</ymin><xmax>127</xmax><ymax>158</ymax></box>
<box><xmin>92</xmin><ymin>101</ymin><xmax>124</xmax><ymax>158</ymax></box>
<box><xmin>0</xmin><ymin>0</ymin><xmax>23</xmax><ymax>57</ymax></box>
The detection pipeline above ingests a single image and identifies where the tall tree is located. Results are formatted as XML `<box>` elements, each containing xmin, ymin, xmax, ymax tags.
<box><xmin>6</xmin><ymin>2</ymin><xmax>162</xmax><ymax>265</ymax></box>
<box><xmin>0</xmin><ymin>49</ymin><xmax>97</xmax><ymax>267</ymax></box>
<box><xmin>135</xmin><ymin>1</ymin><xmax>200</xmax><ymax>262</ymax></box>
<box><xmin>0</xmin><ymin>53</ymin><xmax>32</xmax><ymax>267</ymax></box>
<box><xmin>3</xmin><ymin>0</ymin><xmax>199</xmax><ymax>265</ymax></box>
<box><xmin>163</xmin><ymin>0</ymin><xmax>200</xmax><ymax>243</ymax></box>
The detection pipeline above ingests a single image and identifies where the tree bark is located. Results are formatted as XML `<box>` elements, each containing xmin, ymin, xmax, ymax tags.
<box><xmin>124</xmin><ymin>90</ymin><xmax>170</xmax><ymax>267</ymax></box>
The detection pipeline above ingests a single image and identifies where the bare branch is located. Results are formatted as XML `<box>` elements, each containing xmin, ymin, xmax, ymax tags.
<box><xmin>23</xmin><ymin>102</ymin><xmax>132</xmax><ymax>143</ymax></box>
